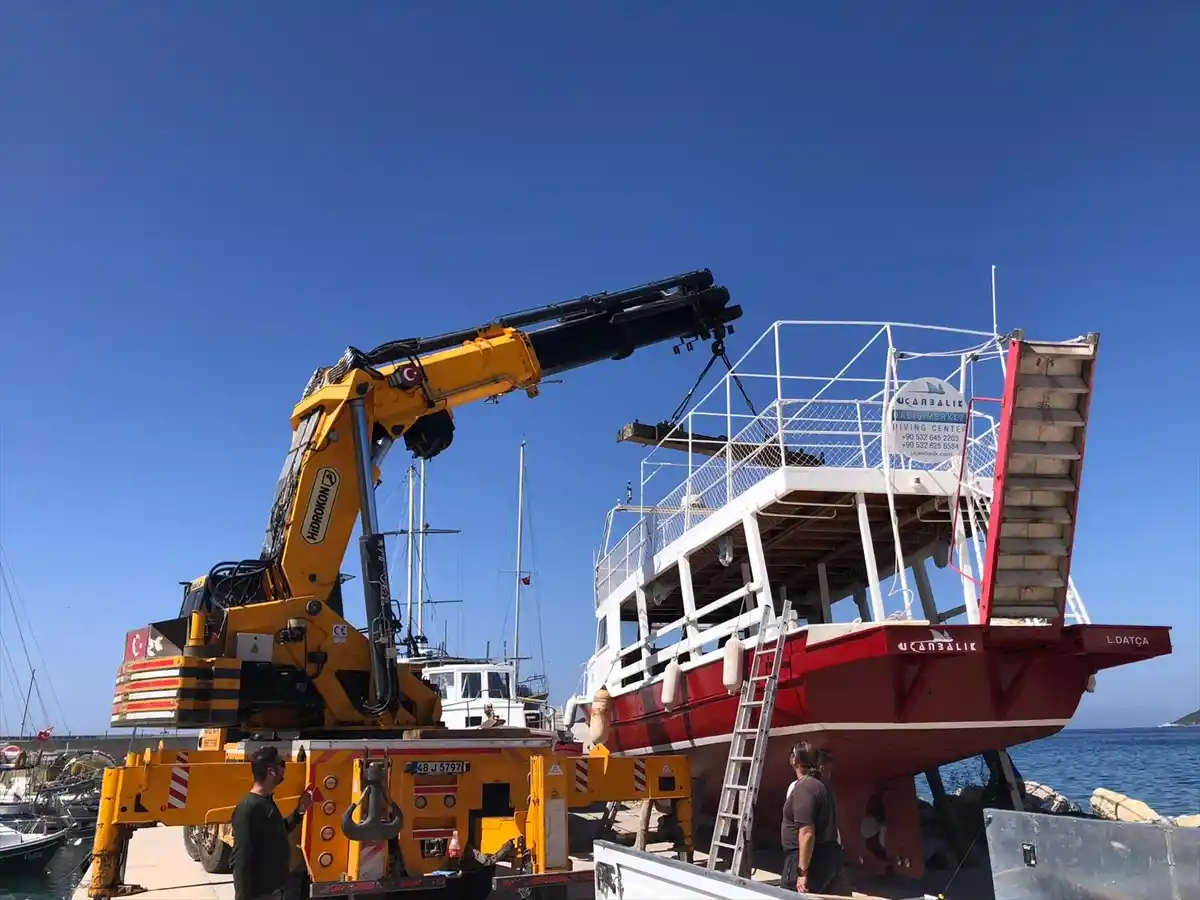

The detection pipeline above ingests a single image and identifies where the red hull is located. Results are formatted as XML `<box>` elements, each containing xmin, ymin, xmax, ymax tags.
<box><xmin>587</xmin><ymin>621</ymin><xmax>1171</xmax><ymax>879</ymax></box>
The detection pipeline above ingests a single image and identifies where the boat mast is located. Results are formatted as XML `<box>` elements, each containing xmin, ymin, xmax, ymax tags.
<box><xmin>18</xmin><ymin>668</ymin><xmax>35</xmax><ymax>738</ymax></box>
<box><xmin>512</xmin><ymin>441</ymin><xmax>526</xmax><ymax>688</ymax></box>
<box><xmin>417</xmin><ymin>458</ymin><xmax>428</xmax><ymax>641</ymax></box>
<box><xmin>404</xmin><ymin>464</ymin><xmax>415</xmax><ymax>637</ymax></box>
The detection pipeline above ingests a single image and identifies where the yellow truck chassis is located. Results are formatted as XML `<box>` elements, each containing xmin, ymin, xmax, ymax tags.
<box><xmin>90</xmin><ymin>732</ymin><xmax>692</xmax><ymax>899</ymax></box>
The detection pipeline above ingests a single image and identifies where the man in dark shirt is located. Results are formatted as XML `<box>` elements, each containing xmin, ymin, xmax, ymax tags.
<box><xmin>780</xmin><ymin>741</ymin><xmax>846</xmax><ymax>895</ymax></box>
<box><xmin>231</xmin><ymin>746</ymin><xmax>313</xmax><ymax>900</ymax></box>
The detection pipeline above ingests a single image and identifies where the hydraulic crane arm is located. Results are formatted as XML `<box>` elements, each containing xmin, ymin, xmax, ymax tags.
<box><xmin>255</xmin><ymin>269</ymin><xmax>738</xmax><ymax>599</ymax></box>
<box><xmin>184</xmin><ymin>271</ymin><xmax>739</xmax><ymax>717</ymax></box>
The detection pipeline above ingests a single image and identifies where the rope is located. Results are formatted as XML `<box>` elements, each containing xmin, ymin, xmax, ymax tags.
<box><xmin>668</xmin><ymin>340</ymin><xmax>763</xmax><ymax>435</ymax></box>
<box><xmin>721</xmin><ymin>350</ymin><xmax>760</xmax><ymax>419</ymax></box>
<box><xmin>937</xmin><ymin>821</ymin><xmax>986</xmax><ymax>898</ymax></box>
<box><xmin>668</xmin><ymin>343</ymin><xmax>725</xmax><ymax>425</ymax></box>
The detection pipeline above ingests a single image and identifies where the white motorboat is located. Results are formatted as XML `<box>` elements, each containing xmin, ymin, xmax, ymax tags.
<box><xmin>0</xmin><ymin>820</ymin><xmax>68</xmax><ymax>874</ymax></box>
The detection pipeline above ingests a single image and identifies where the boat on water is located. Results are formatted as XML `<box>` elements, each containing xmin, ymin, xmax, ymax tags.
<box><xmin>0</xmin><ymin>819</ymin><xmax>69</xmax><ymax>874</ymax></box>
<box><xmin>0</xmin><ymin>748</ymin><xmax>110</xmax><ymax>830</ymax></box>
<box><xmin>568</xmin><ymin>317</ymin><xmax>1172</xmax><ymax>881</ymax></box>
<box><xmin>0</xmin><ymin>794</ymin><xmax>36</xmax><ymax>820</ymax></box>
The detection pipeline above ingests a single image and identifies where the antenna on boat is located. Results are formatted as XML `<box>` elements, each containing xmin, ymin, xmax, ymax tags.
<box><xmin>417</xmin><ymin>458</ymin><xmax>427</xmax><ymax>636</ymax></box>
<box><xmin>991</xmin><ymin>264</ymin><xmax>999</xmax><ymax>340</ymax></box>
<box><xmin>18</xmin><ymin>668</ymin><xmax>36</xmax><ymax>738</ymax></box>
<box><xmin>405</xmin><ymin>464</ymin><xmax>416</xmax><ymax>637</ymax></box>
<box><xmin>512</xmin><ymin>440</ymin><xmax>527</xmax><ymax>688</ymax></box>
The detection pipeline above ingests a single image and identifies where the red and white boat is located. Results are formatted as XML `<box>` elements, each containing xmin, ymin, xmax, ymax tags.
<box><xmin>568</xmin><ymin>318</ymin><xmax>1171</xmax><ymax>881</ymax></box>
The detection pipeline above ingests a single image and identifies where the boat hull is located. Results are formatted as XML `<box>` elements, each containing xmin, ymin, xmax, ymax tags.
<box><xmin>0</xmin><ymin>830</ymin><xmax>67</xmax><ymax>874</ymax></box>
<box><xmin>584</xmin><ymin>621</ymin><xmax>1172</xmax><ymax>879</ymax></box>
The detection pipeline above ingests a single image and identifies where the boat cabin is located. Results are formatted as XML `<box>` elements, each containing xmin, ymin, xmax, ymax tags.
<box><xmin>419</xmin><ymin>660</ymin><xmax>547</xmax><ymax>730</ymax></box>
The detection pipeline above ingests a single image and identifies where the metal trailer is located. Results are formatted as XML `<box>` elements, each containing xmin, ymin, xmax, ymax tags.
<box><xmin>590</xmin><ymin>842</ymin><xmax>932</xmax><ymax>900</ymax></box>
<box><xmin>985</xmin><ymin>808</ymin><xmax>1200</xmax><ymax>900</ymax></box>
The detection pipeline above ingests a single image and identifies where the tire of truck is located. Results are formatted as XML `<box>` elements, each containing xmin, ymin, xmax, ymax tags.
<box><xmin>182</xmin><ymin>825</ymin><xmax>202</xmax><ymax>862</ymax></box>
<box><xmin>197</xmin><ymin>824</ymin><xmax>233</xmax><ymax>874</ymax></box>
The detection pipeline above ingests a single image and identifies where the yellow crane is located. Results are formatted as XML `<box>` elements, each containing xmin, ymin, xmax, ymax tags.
<box><xmin>93</xmin><ymin>270</ymin><xmax>733</xmax><ymax>897</ymax></box>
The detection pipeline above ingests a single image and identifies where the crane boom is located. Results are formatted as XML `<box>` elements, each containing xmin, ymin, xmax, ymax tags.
<box><xmin>257</xmin><ymin>270</ymin><xmax>737</xmax><ymax>606</ymax></box>
<box><xmin>118</xmin><ymin>270</ymin><xmax>740</xmax><ymax>733</ymax></box>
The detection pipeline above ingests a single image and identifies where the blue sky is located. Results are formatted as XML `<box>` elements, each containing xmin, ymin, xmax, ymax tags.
<box><xmin>0</xmin><ymin>3</ymin><xmax>1196</xmax><ymax>733</ymax></box>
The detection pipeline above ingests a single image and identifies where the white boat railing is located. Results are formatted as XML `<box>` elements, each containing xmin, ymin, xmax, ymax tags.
<box><xmin>608</xmin><ymin>606</ymin><xmax>769</xmax><ymax>687</ymax></box>
<box><xmin>595</xmin><ymin>320</ymin><xmax>1008</xmax><ymax>601</ymax></box>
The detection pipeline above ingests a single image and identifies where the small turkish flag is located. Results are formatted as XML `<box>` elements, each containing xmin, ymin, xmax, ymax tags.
<box><xmin>521</xmin><ymin>576</ymin><xmax>531</xmax><ymax>585</ymax></box>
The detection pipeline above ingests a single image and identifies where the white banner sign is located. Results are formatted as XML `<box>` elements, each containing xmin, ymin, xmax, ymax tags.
<box><xmin>887</xmin><ymin>378</ymin><xmax>968</xmax><ymax>464</ymax></box>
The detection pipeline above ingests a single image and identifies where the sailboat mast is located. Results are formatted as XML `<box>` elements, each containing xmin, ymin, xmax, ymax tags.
<box><xmin>512</xmin><ymin>441</ymin><xmax>526</xmax><ymax>688</ymax></box>
<box><xmin>417</xmin><ymin>458</ymin><xmax>428</xmax><ymax>640</ymax></box>
<box><xmin>18</xmin><ymin>668</ymin><xmax>35</xmax><ymax>738</ymax></box>
<box><xmin>404</xmin><ymin>464</ymin><xmax>415</xmax><ymax>637</ymax></box>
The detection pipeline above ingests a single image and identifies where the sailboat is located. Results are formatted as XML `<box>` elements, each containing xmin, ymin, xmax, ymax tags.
<box><xmin>402</xmin><ymin>445</ymin><xmax>556</xmax><ymax>732</ymax></box>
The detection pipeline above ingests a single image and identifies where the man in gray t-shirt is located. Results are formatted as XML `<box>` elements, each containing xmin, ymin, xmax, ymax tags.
<box><xmin>779</xmin><ymin>741</ymin><xmax>847</xmax><ymax>894</ymax></box>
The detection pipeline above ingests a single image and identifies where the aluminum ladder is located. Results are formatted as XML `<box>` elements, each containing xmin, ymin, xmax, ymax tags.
<box><xmin>706</xmin><ymin>593</ymin><xmax>792</xmax><ymax>876</ymax></box>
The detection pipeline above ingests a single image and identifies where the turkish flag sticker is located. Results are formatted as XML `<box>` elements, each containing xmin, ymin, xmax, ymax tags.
<box><xmin>124</xmin><ymin>628</ymin><xmax>149</xmax><ymax>662</ymax></box>
<box><xmin>395</xmin><ymin>364</ymin><xmax>423</xmax><ymax>387</ymax></box>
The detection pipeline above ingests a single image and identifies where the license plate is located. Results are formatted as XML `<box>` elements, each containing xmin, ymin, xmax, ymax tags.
<box><xmin>408</xmin><ymin>760</ymin><xmax>468</xmax><ymax>775</ymax></box>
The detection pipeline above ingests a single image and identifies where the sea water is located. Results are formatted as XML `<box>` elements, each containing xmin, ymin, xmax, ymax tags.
<box><xmin>938</xmin><ymin>727</ymin><xmax>1200</xmax><ymax>817</ymax></box>
<box><xmin>8</xmin><ymin>728</ymin><xmax>1199</xmax><ymax>900</ymax></box>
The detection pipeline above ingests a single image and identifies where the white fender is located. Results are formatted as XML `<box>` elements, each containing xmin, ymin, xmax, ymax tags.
<box><xmin>661</xmin><ymin>660</ymin><xmax>682</xmax><ymax>710</ymax></box>
<box><xmin>722</xmin><ymin>637</ymin><xmax>745</xmax><ymax>695</ymax></box>
<box><xmin>563</xmin><ymin>697</ymin><xmax>579</xmax><ymax>727</ymax></box>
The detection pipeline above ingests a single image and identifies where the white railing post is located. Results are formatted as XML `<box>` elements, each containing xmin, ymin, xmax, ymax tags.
<box><xmin>635</xmin><ymin>586</ymin><xmax>651</xmax><ymax>678</ymax></box>
<box><xmin>856</xmin><ymin>400</ymin><xmax>867</xmax><ymax>467</ymax></box>
<box><xmin>725</xmin><ymin>373</ymin><xmax>733</xmax><ymax>503</ymax></box>
<box><xmin>774</xmin><ymin>323</ymin><xmax>785</xmax><ymax>465</ymax></box>
<box><xmin>742</xmin><ymin>512</ymin><xmax>774</xmax><ymax>619</ymax></box>
<box><xmin>685</xmin><ymin>412</ymin><xmax>694</xmax><ymax>530</ymax></box>
<box><xmin>678</xmin><ymin>554</ymin><xmax>702</xmax><ymax>647</ymax></box>
<box><xmin>879</xmin><ymin>346</ymin><xmax>913</xmax><ymax>616</ymax></box>
<box><xmin>856</xmin><ymin>492</ymin><xmax>887</xmax><ymax>621</ymax></box>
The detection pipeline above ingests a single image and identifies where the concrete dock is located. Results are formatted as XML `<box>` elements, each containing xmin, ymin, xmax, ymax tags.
<box><xmin>72</xmin><ymin>825</ymin><xmax>234</xmax><ymax>900</ymax></box>
<box><xmin>71</xmin><ymin>807</ymin><xmax>995</xmax><ymax>899</ymax></box>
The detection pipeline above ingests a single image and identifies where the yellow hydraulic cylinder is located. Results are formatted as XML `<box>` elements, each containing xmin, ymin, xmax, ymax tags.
<box><xmin>184</xmin><ymin>611</ymin><xmax>207</xmax><ymax>655</ymax></box>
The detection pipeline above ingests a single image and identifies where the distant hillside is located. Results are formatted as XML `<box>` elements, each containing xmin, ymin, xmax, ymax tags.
<box><xmin>1171</xmin><ymin>710</ymin><xmax>1200</xmax><ymax>726</ymax></box>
